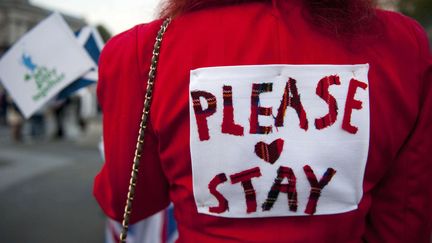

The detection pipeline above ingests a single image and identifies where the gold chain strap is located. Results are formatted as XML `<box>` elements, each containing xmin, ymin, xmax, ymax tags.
<box><xmin>119</xmin><ymin>17</ymin><xmax>171</xmax><ymax>243</ymax></box>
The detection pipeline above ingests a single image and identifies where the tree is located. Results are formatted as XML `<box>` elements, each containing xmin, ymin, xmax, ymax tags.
<box><xmin>395</xmin><ymin>0</ymin><xmax>432</xmax><ymax>42</ymax></box>
<box><xmin>397</xmin><ymin>0</ymin><xmax>432</xmax><ymax>27</ymax></box>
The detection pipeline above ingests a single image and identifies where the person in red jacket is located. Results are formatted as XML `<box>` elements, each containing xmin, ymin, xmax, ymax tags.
<box><xmin>94</xmin><ymin>0</ymin><xmax>432</xmax><ymax>242</ymax></box>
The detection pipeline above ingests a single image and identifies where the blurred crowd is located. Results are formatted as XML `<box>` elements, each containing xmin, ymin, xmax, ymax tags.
<box><xmin>0</xmin><ymin>84</ymin><xmax>99</xmax><ymax>143</ymax></box>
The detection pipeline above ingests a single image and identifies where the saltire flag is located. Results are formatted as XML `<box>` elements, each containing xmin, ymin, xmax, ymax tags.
<box><xmin>57</xmin><ymin>26</ymin><xmax>104</xmax><ymax>100</ymax></box>
<box><xmin>105</xmin><ymin>204</ymin><xmax>178</xmax><ymax>243</ymax></box>
<box><xmin>0</xmin><ymin>12</ymin><xmax>95</xmax><ymax>118</ymax></box>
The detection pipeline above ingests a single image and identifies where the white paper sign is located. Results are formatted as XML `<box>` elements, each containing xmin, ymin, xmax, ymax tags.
<box><xmin>189</xmin><ymin>64</ymin><xmax>370</xmax><ymax>218</ymax></box>
<box><xmin>0</xmin><ymin>13</ymin><xmax>95</xmax><ymax>118</ymax></box>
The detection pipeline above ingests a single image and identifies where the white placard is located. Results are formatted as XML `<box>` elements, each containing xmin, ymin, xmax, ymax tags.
<box><xmin>0</xmin><ymin>13</ymin><xmax>95</xmax><ymax>118</ymax></box>
<box><xmin>190</xmin><ymin>64</ymin><xmax>370</xmax><ymax>218</ymax></box>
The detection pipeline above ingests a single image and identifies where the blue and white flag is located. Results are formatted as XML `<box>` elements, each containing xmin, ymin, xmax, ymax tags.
<box><xmin>57</xmin><ymin>25</ymin><xmax>105</xmax><ymax>99</ymax></box>
<box><xmin>0</xmin><ymin>12</ymin><xmax>95</xmax><ymax>118</ymax></box>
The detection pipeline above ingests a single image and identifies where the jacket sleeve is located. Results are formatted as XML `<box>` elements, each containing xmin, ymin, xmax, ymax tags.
<box><xmin>93</xmin><ymin>20</ymin><xmax>170</xmax><ymax>224</ymax></box>
<box><xmin>364</xmin><ymin>19</ymin><xmax>432</xmax><ymax>242</ymax></box>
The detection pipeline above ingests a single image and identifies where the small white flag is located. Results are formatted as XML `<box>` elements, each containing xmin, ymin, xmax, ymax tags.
<box><xmin>0</xmin><ymin>12</ymin><xmax>95</xmax><ymax>118</ymax></box>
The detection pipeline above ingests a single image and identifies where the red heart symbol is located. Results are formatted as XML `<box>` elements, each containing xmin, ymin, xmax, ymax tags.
<box><xmin>254</xmin><ymin>139</ymin><xmax>284</xmax><ymax>164</ymax></box>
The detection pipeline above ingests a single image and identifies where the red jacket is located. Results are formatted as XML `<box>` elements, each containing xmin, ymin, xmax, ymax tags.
<box><xmin>94</xmin><ymin>2</ymin><xmax>432</xmax><ymax>242</ymax></box>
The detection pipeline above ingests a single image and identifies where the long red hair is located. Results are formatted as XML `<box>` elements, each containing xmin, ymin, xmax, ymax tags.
<box><xmin>159</xmin><ymin>0</ymin><xmax>377</xmax><ymax>36</ymax></box>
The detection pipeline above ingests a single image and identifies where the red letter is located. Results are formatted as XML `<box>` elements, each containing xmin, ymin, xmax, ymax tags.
<box><xmin>342</xmin><ymin>79</ymin><xmax>368</xmax><ymax>134</ymax></box>
<box><xmin>275</xmin><ymin>78</ymin><xmax>308</xmax><ymax>130</ymax></box>
<box><xmin>262</xmin><ymin>166</ymin><xmax>297</xmax><ymax>212</ymax></box>
<box><xmin>208</xmin><ymin>173</ymin><xmax>229</xmax><ymax>214</ymax></box>
<box><xmin>222</xmin><ymin>85</ymin><xmax>244</xmax><ymax>136</ymax></box>
<box><xmin>254</xmin><ymin>139</ymin><xmax>284</xmax><ymax>164</ymax></box>
<box><xmin>250</xmin><ymin>83</ymin><xmax>273</xmax><ymax>134</ymax></box>
<box><xmin>190</xmin><ymin>91</ymin><xmax>217</xmax><ymax>141</ymax></box>
<box><xmin>303</xmin><ymin>165</ymin><xmax>336</xmax><ymax>215</ymax></box>
<box><xmin>315</xmin><ymin>75</ymin><xmax>341</xmax><ymax>130</ymax></box>
<box><xmin>230</xmin><ymin>167</ymin><xmax>262</xmax><ymax>213</ymax></box>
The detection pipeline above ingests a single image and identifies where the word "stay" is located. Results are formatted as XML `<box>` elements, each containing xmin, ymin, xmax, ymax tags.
<box><xmin>208</xmin><ymin>165</ymin><xmax>336</xmax><ymax>215</ymax></box>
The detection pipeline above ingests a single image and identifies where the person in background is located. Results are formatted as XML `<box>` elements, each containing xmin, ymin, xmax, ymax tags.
<box><xmin>51</xmin><ymin>97</ymin><xmax>70</xmax><ymax>139</ymax></box>
<box><xmin>6</xmin><ymin>96</ymin><xmax>24</xmax><ymax>142</ymax></box>
<box><xmin>29</xmin><ymin>109</ymin><xmax>45</xmax><ymax>140</ymax></box>
<box><xmin>0</xmin><ymin>85</ymin><xmax>7</xmax><ymax>125</ymax></box>
<box><xmin>94</xmin><ymin>0</ymin><xmax>432</xmax><ymax>242</ymax></box>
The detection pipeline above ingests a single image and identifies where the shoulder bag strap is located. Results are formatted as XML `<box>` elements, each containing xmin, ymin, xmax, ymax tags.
<box><xmin>119</xmin><ymin>17</ymin><xmax>172</xmax><ymax>243</ymax></box>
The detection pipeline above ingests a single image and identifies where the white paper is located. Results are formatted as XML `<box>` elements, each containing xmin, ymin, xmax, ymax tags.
<box><xmin>189</xmin><ymin>64</ymin><xmax>370</xmax><ymax>218</ymax></box>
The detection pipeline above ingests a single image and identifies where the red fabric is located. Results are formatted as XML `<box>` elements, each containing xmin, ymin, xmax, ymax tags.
<box><xmin>303</xmin><ymin>165</ymin><xmax>337</xmax><ymax>215</ymax></box>
<box><xmin>275</xmin><ymin>77</ymin><xmax>309</xmax><ymax>130</ymax></box>
<box><xmin>208</xmin><ymin>173</ymin><xmax>229</xmax><ymax>214</ymax></box>
<box><xmin>190</xmin><ymin>90</ymin><xmax>217</xmax><ymax>141</ymax></box>
<box><xmin>254</xmin><ymin>138</ymin><xmax>284</xmax><ymax>164</ymax></box>
<box><xmin>230</xmin><ymin>167</ymin><xmax>262</xmax><ymax>213</ymax></box>
<box><xmin>250</xmin><ymin>83</ymin><xmax>273</xmax><ymax>134</ymax></box>
<box><xmin>222</xmin><ymin>85</ymin><xmax>244</xmax><ymax>136</ymax></box>
<box><xmin>342</xmin><ymin>78</ymin><xmax>368</xmax><ymax>134</ymax></box>
<box><xmin>94</xmin><ymin>1</ymin><xmax>432</xmax><ymax>242</ymax></box>
<box><xmin>315</xmin><ymin>75</ymin><xmax>341</xmax><ymax>130</ymax></box>
<box><xmin>262</xmin><ymin>166</ymin><xmax>298</xmax><ymax>212</ymax></box>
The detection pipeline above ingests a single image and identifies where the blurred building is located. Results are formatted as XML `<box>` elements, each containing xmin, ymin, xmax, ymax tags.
<box><xmin>0</xmin><ymin>0</ymin><xmax>86</xmax><ymax>55</ymax></box>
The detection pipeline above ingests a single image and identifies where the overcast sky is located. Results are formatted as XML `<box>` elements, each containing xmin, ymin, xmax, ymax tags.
<box><xmin>30</xmin><ymin>0</ymin><xmax>161</xmax><ymax>35</ymax></box>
